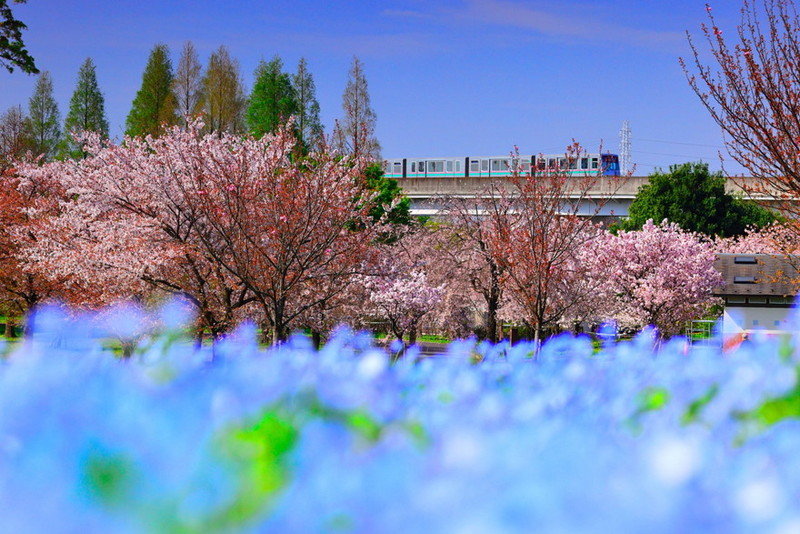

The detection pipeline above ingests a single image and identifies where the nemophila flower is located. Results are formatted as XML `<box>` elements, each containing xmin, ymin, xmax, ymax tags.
<box><xmin>2</xmin><ymin>305</ymin><xmax>800</xmax><ymax>532</ymax></box>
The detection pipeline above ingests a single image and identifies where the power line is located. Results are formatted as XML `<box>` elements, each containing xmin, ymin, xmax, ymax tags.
<box><xmin>631</xmin><ymin>161</ymin><xmax>673</xmax><ymax>168</ymax></box>
<box><xmin>634</xmin><ymin>149</ymin><xmax>711</xmax><ymax>159</ymax></box>
<box><xmin>633</xmin><ymin>137</ymin><xmax>725</xmax><ymax>149</ymax></box>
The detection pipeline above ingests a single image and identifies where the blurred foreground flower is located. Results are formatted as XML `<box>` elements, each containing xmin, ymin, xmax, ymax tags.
<box><xmin>1</xmin><ymin>303</ymin><xmax>800</xmax><ymax>532</ymax></box>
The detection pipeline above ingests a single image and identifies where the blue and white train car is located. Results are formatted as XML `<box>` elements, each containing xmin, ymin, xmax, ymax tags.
<box><xmin>383</xmin><ymin>154</ymin><xmax>621</xmax><ymax>179</ymax></box>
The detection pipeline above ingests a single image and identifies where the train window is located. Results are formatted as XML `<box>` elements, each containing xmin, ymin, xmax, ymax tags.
<box><xmin>455</xmin><ymin>160</ymin><xmax>461</xmax><ymax>172</ymax></box>
<box><xmin>393</xmin><ymin>162</ymin><xmax>402</xmax><ymax>174</ymax></box>
<box><xmin>520</xmin><ymin>161</ymin><xmax>531</xmax><ymax>171</ymax></box>
<box><xmin>491</xmin><ymin>160</ymin><xmax>501</xmax><ymax>171</ymax></box>
<box><xmin>411</xmin><ymin>162</ymin><xmax>416</xmax><ymax>172</ymax></box>
<box><xmin>559</xmin><ymin>158</ymin><xmax>568</xmax><ymax>169</ymax></box>
<box><xmin>447</xmin><ymin>160</ymin><xmax>453</xmax><ymax>172</ymax></box>
<box><xmin>419</xmin><ymin>161</ymin><xmax>426</xmax><ymax>172</ymax></box>
<box><xmin>591</xmin><ymin>158</ymin><xmax>599</xmax><ymax>169</ymax></box>
<box><xmin>581</xmin><ymin>158</ymin><xmax>589</xmax><ymax>169</ymax></box>
<box><xmin>536</xmin><ymin>158</ymin><xmax>545</xmax><ymax>170</ymax></box>
<box><xmin>481</xmin><ymin>160</ymin><xmax>489</xmax><ymax>172</ymax></box>
<box><xmin>470</xmin><ymin>160</ymin><xmax>479</xmax><ymax>172</ymax></box>
<box><xmin>547</xmin><ymin>158</ymin><xmax>556</xmax><ymax>168</ymax></box>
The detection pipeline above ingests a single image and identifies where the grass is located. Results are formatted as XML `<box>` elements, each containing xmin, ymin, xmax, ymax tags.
<box><xmin>372</xmin><ymin>332</ymin><xmax>451</xmax><ymax>344</ymax></box>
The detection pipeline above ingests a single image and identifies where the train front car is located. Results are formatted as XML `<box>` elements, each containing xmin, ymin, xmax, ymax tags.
<box><xmin>601</xmin><ymin>154</ymin><xmax>621</xmax><ymax>176</ymax></box>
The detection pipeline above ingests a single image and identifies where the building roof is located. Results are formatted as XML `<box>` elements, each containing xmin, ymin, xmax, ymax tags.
<box><xmin>714</xmin><ymin>254</ymin><xmax>800</xmax><ymax>297</ymax></box>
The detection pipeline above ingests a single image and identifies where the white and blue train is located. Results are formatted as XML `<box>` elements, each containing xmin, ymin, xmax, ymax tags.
<box><xmin>383</xmin><ymin>153</ymin><xmax>621</xmax><ymax>179</ymax></box>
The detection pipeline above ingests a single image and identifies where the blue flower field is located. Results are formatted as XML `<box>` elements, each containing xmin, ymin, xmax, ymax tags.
<box><xmin>2</xmin><ymin>304</ymin><xmax>800</xmax><ymax>533</ymax></box>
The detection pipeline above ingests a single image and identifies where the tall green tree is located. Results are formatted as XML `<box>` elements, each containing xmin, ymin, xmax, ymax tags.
<box><xmin>173</xmin><ymin>41</ymin><xmax>203</xmax><ymax>127</ymax></box>
<box><xmin>246</xmin><ymin>56</ymin><xmax>297</xmax><ymax>138</ymax></box>
<box><xmin>333</xmin><ymin>56</ymin><xmax>380</xmax><ymax>160</ymax></box>
<box><xmin>0</xmin><ymin>0</ymin><xmax>36</xmax><ymax>74</ymax></box>
<box><xmin>616</xmin><ymin>162</ymin><xmax>776</xmax><ymax>238</ymax></box>
<box><xmin>25</xmin><ymin>71</ymin><xmax>60</xmax><ymax>160</ymax></box>
<box><xmin>201</xmin><ymin>46</ymin><xmax>246</xmax><ymax>135</ymax></box>
<box><xmin>126</xmin><ymin>44</ymin><xmax>178</xmax><ymax>138</ymax></box>
<box><xmin>62</xmin><ymin>57</ymin><xmax>108</xmax><ymax>159</ymax></box>
<box><xmin>292</xmin><ymin>57</ymin><xmax>324</xmax><ymax>150</ymax></box>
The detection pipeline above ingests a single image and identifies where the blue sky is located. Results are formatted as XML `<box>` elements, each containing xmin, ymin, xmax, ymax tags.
<box><xmin>0</xmin><ymin>0</ymin><xmax>745</xmax><ymax>174</ymax></box>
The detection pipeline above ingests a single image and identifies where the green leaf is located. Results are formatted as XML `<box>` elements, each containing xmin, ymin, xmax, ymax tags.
<box><xmin>681</xmin><ymin>384</ymin><xmax>719</xmax><ymax>425</ymax></box>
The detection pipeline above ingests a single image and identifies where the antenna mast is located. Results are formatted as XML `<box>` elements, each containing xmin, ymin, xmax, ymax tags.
<box><xmin>619</xmin><ymin>120</ymin><xmax>632</xmax><ymax>175</ymax></box>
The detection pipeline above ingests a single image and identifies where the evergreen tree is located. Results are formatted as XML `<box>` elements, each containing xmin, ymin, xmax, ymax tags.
<box><xmin>0</xmin><ymin>0</ymin><xmax>37</xmax><ymax>74</ymax></box>
<box><xmin>615</xmin><ymin>162</ymin><xmax>776</xmax><ymax>238</ymax></box>
<box><xmin>201</xmin><ymin>46</ymin><xmax>246</xmax><ymax>135</ymax></box>
<box><xmin>173</xmin><ymin>41</ymin><xmax>204</xmax><ymax>127</ymax></box>
<box><xmin>126</xmin><ymin>44</ymin><xmax>177</xmax><ymax>138</ymax></box>
<box><xmin>246</xmin><ymin>56</ymin><xmax>297</xmax><ymax>138</ymax></box>
<box><xmin>26</xmin><ymin>71</ymin><xmax>60</xmax><ymax>160</ymax></box>
<box><xmin>62</xmin><ymin>58</ymin><xmax>108</xmax><ymax>158</ymax></box>
<box><xmin>292</xmin><ymin>57</ymin><xmax>324</xmax><ymax>150</ymax></box>
<box><xmin>333</xmin><ymin>56</ymin><xmax>380</xmax><ymax>160</ymax></box>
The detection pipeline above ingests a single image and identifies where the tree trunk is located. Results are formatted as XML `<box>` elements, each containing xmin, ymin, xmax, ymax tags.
<box><xmin>269</xmin><ymin>300</ymin><xmax>288</xmax><ymax>346</ymax></box>
<box><xmin>194</xmin><ymin>323</ymin><xmax>205</xmax><ymax>348</ymax></box>
<box><xmin>120</xmin><ymin>339</ymin><xmax>136</xmax><ymax>359</ymax></box>
<box><xmin>259</xmin><ymin>323</ymin><xmax>272</xmax><ymax>346</ymax></box>
<box><xmin>311</xmin><ymin>330</ymin><xmax>322</xmax><ymax>350</ymax></box>
<box><xmin>487</xmin><ymin>293</ymin><xmax>499</xmax><ymax>344</ymax></box>
<box><xmin>408</xmin><ymin>325</ymin><xmax>418</xmax><ymax>348</ymax></box>
<box><xmin>23</xmin><ymin>315</ymin><xmax>34</xmax><ymax>338</ymax></box>
<box><xmin>5</xmin><ymin>319</ymin><xmax>15</xmax><ymax>338</ymax></box>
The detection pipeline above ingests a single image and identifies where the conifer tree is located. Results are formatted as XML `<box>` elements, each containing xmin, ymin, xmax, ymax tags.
<box><xmin>26</xmin><ymin>71</ymin><xmax>60</xmax><ymax>160</ymax></box>
<box><xmin>0</xmin><ymin>0</ymin><xmax>37</xmax><ymax>74</ymax></box>
<box><xmin>292</xmin><ymin>57</ymin><xmax>324</xmax><ymax>151</ymax></box>
<box><xmin>126</xmin><ymin>44</ymin><xmax>177</xmax><ymax>138</ymax></box>
<box><xmin>62</xmin><ymin>58</ymin><xmax>108</xmax><ymax>158</ymax></box>
<box><xmin>246</xmin><ymin>56</ymin><xmax>297</xmax><ymax>138</ymax></box>
<box><xmin>201</xmin><ymin>46</ymin><xmax>246</xmax><ymax>135</ymax></box>
<box><xmin>173</xmin><ymin>41</ymin><xmax>204</xmax><ymax>127</ymax></box>
<box><xmin>333</xmin><ymin>56</ymin><xmax>380</xmax><ymax>160</ymax></box>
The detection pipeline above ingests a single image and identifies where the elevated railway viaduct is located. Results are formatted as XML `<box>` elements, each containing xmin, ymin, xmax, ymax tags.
<box><xmin>396</xmin><ymin>176</ymin><xmax>779</xmax><ymax>220</ymax></box>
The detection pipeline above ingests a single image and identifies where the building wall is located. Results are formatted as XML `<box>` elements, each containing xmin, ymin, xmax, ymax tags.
<box><xmin>722</xmin><ymin>306</ymin><xmax>794</xmax><ymax>334</ymax></box>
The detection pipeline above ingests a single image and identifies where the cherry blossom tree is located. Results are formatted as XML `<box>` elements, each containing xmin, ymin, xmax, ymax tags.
<box><xmin>17</xmin><ymin>120</ymin><xmax>383</xmax><ymax>343</ymax></box>
<box><xmin>363</xmin><ymin>238</ymin><xmax>444</xmax><ymax>348</ymax></box>
<box><xmin>683</xmin><ymin>0</ymin><xmax>800</xmax><ymax>220</ymax></box>
<box><xmin>174</xmin><ymin>124</ymin><xmax>380</xmax><ymax>344</ymax></box>
<box><xmin>441</xmin><ymin>196</ymin><xmax>510</xmax><ymax>342</ymax></box>
<box><xmin>554</xmin><ymin>233</ymin><xmax>618</xmax><ymax>332</ymax></box>
<box><xmin>714</xmin><ymin>222</ymin><xmax>800</xmax><ymax>254</ymax></box>
<box><xmin>486</xmin><ymin>145</ymin><xmax>625</xmax><ymax>345</ymax></box>
<box><xmin>17</xmin><ymin>128</ymin><xmax>253</xmax><ymax>338</ymax></box>
<box><xmin>593</xmin><ymin>220</ymin><xmax>723</xmax><ymax>336</ymax></box>
<box><xmin>0</xmin><ymin>165</ymin><xmax>86</xmax><ymax>333</ymax></box>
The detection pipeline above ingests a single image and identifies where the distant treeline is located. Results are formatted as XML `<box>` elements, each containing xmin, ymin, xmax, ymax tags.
<box><xmin>0</xmin><ymin>43</ymin><xmax>381</xmax><ymax>167</ymax></box>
